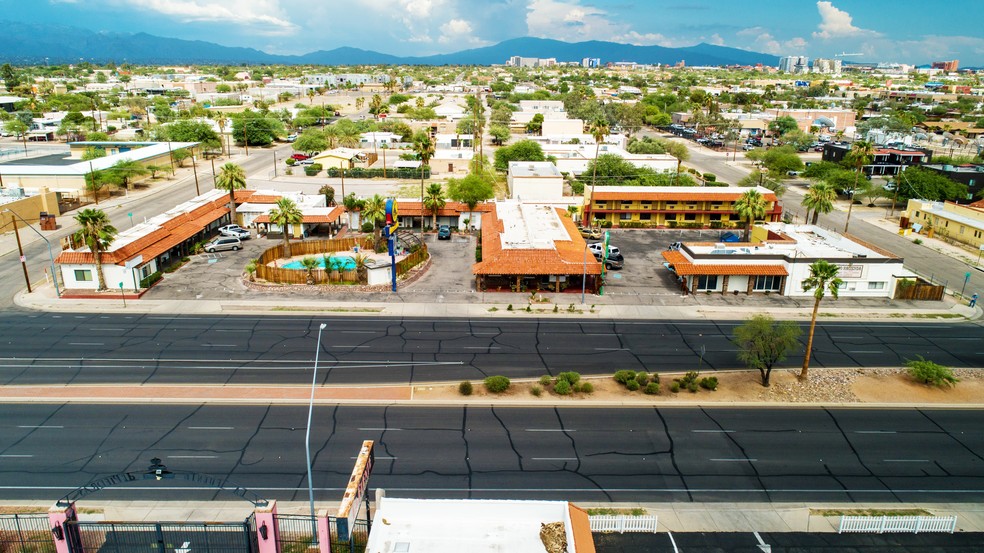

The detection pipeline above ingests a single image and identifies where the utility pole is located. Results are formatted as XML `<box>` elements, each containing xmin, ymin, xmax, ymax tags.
<box><xmin>11</xmin><ymin>217</ymin><xmax>31</xmax><ymax>293</ymax></box>
<box><xmin>191</xmin><ymin>153</ymin><xmax>200</xmax><ymax>196</ymax></box>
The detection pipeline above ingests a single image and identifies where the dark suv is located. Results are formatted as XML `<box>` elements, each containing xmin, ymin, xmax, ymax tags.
<box><xmin>594</xmin><ymin>251</ymin><xmax>623</xmax><ymax>270</ymax></box>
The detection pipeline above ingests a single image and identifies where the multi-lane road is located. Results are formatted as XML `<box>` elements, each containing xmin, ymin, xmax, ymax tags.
<box><xmin>2</xmin><ymin>404</ymin><xmax>982</xmax><ymax>504</ymax></box>
<box><xmin>0</xmin><ymin>313</ymin><xmax>981</xmax><ymax>385</ymax></box>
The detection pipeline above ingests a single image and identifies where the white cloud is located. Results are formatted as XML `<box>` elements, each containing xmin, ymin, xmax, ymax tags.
<box><xmin>812</xmin><ymin>1</ymin><xmax>879</xmax><ymax>40</ymax></box>
<box><xmin>119</xmin><ymin>0</ymin><xmax>297</xmax><ymax>34</ymax></box>
<box><xmin>708</xmin><ymin>34</ymin><xmax>725</xmax><ymax>46</ymax></box>
<box><xmin>737</xmin><ymin>26</ymin><xmax>808</xmax><ymax>55</ymax></box>
<box><xmin>526</xmin><ymin>0</ymin><xmax>673</xmax><ymax>46</ymax></box>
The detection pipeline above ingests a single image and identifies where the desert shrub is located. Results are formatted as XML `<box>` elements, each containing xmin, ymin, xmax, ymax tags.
<box><xmin>507</xmin><ymin>304</ymin><xmax>513</xmax><ymax>311</ymax></box>
<box><xmin>531</xmin><ymin>385</ymin><xmax>543</xmax><ymax>397</ymax></box>
<box><xmin>554</xmin><ymin>379</ymin><xmax>572</xmax><ymax>395</ymax></box>
<box><xmin>458</xmin><ymin>381</ymin><xmax>473</xmax><ymax>396</ymax></box>
<box><xmin>539</xmin><ymin>375</ymin><xmax>553</xmax><ymax>387</ymax></box>
<box><xmin>634</xmin><ymin>371</ymin><xmax>649</xmax><ymax>386</ymax></box>
<box><xmin>687</xmin><ymin>381</ymin><xmax>699</xmax><ymax>393</ymax></box>
<box><xmin>905</xmin><ymin>356</ymin><xmax>958</xmax><ymax>388</ymax></box>
<box><xmin>580</xmin><ymin>382</ymin><xmax>594</xmax><ymax>394</ymax></box>
<box><xmin>613</xmin><ymin>370</ymin><xmax>636</xmax><ymax>385</ymax></box>
<box><xmin>670</xmin><ymin>381</ymin><xmax>681</xmax><ymax>393</ymax></box>
<box><xmin>644</xmin><ymin>382</ymin><xmax>661</xmax><ymax>395</ymax></box>
<box><xmin>626</xmin><ymin>380</ymin><xmax>640</xmax><ymax>391</ymax></box>
<box><xmin>557</xmin><ymin>371</ymin><xmax>581</xmax><ymax>386</ymax></box>
<box><xmin>484</xmin><ymin>375</ymin><xmax>511</xmax><ymax>393</ymax></box>
<box><xmin>699</xmin><ymin>377</ymin><xmax>719</xmax><ymax>391</ymax></box>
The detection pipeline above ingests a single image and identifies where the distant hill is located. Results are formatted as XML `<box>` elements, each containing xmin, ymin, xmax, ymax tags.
<box><xmin>0</xmin><ymin>21</ymin><xmax>780</xmax><ymax>67</ymax></box>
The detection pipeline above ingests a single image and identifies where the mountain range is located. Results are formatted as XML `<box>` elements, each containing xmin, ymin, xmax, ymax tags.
<box><xmin>0</xmin><ymin>21</ymin><xmax>780</xmax><ymax>67</ymax></box>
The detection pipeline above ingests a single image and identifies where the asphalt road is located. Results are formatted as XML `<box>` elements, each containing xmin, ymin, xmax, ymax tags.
<box><xmin>596</xmin><ymin>531</ymin><xmax>984</xmax><ymax>553</ymax></box>
<box><xmin>0</xmin><ymin>314</ymin><xmax>981</xmax><ymax>385</ymax></box>
<box><xmin>1</xmin><ymin>404</ymin><xmax>982</xmax><ymax>504</ymax></box>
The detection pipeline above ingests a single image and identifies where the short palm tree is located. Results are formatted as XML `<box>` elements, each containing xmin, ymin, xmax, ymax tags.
<box><xmin>423</xmin><ymin>183</ymin><xmax>446</xmax><ymax>231</ymax></box>
<box><xmin>215</xmin><ymin>162</ymin><xmax>247</xmax><ymax>224</ymax></box>
<box><xmin>844</xmin><ymin>140</ymin><xmax>875</xmax><ymax>233</ymax></box>
<box><xmin>802</xmin><ymin>182</ymin><xmax>836</xmax><ymax>225</ymax></box>
<box><xmin>800</xmin><ymin>260</ymin><xmax>843</xmax><ymax>380</ymax></box>
<box><xmin>73</xmin><ymin>208</ymin><xmax>118</xmax><ymax>291</ymax></box>
<box><xmin>299</xmin><ymin>256</ymin><xmax>319</xmax><ymax>285</ymax></box>
<box><xmin>268</xmin><ymin>197</ymin><xmax>304</xmax><ymax>258</ymax></box>
<box><xmin>362</xmin><ymin>194</ymin><xmax>387</xmax><ymax>248</ymax></box>
<box><xmin>733</xmin><ymin>189</ymin><xmax>767</xmax><ymax>241</ymax></box>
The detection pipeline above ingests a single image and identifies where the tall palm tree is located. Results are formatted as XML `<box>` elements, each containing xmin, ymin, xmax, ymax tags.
<box><xmin>362</xmin><ymin>194</ymin><xmax>387</xmax><ymax>248</ymax></box>
<box><xmin>843</xmin><ymin>140</ymin><xmax>875</xmax><ymax>233</ymax></box>
<box><xmin>214</xmin><ymin>162</ymin><xmax>247</xmax><ymax>224</ymax></box>
<box><xmin>268</xmin><ymin>197</ymin><xmax>304</xmax><ymax>258</ymax></box>
<box><xmin>423</xmin><ymin>183</ymin><xmax>446</xmax><ymax>231</ymax></box>
<box><xmin>800</xmin><ymin>260</ymin><xmax>843</xmax><ymax>380</ymax></box>
<box><xmin>733</xmin><ymin>189</ymin><xmax>767</xmax><ymax>241</ymax></box>
<box><xmin>588</xmin><ymin>118</ymin><xmax>610</xmax><ymax>225</ymax></box>
<box><xmin>213</xmin><ymin>112</ymin><xmax>228</xmax><ymax>157</ymax></box>
<box><xmin>369</xmin><ymin>94</ymin><xmax>384</xmax><ymax>117</ymax></box>
<box><xmin>412</xmin><ymin>133</ymin><xmax>436</xmax><ymax>232</ymax></box>
<box><xmin>801</xmin><ymin>182</ymin><xmax>836</xmax><ymax>225</ymax></box>
<box><xmin>73</xmin><ymin>208</ymin><xmax>118</xmax><ymax>291</ymax></box>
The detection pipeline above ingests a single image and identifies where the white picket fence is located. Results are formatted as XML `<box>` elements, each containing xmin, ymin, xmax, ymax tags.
<box><xmin>588</xmin><ymin>515</ymin><xmax>658</xmax><ymax>533</ymax></box>
<box><xmin>838</xmin><ymin>515</ymin><xmax>957</xmax><ymax>534</ymax></box>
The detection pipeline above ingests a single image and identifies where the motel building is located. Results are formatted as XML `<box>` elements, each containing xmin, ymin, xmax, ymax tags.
<box><xmin>661</xmin><ymin>223</ymin><xmax>913</xmax><ymax>297</ymax></box>
<box><xmin>584</xmin><ymin>186</ymin><xmax>782</xmax><ymax>229</ymax></box>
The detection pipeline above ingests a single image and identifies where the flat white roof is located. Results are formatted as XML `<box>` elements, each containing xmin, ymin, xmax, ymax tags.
<box><xmin>365</xmin><ymin>498</ymin><xmax>574</xmax><ymax>553</ymax></box>
<box><xmin>509</xmin><ymin>161</ymin><xmax>562</xmax><ymax>178</ymax></box>
<box><xmin>910</xmin><ymin>200</ymin><xmax>984</xmax><ymax>232</ymax></box>
<box><xmin>687</xmin><ymin>223</ymin><xmax>893</xmax><ymax>260</ymax></box>
<box><xmin>497</xmin><ymin>200</ymin><xmax>570</xmax><ymax>250</ymax></box>
<box><xmin>0</xmin><ymin>141</ymin><xmax>198</xmax><ymax>176</ymax></box>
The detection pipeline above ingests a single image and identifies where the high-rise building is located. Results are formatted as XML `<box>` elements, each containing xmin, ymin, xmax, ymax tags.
<box><xmin>779</xmin><ymin>56</ymin><xmax>810</xmax><ymax>74</ymax></box>
<box><xmin>812</xmin><ymin>58</ymin><xmax>842</xmax><ymax>74</ymax></box>
<box><xmin>931</xmin><ymin>60</ymin><xmax>959</xmax><ymax>71</ymax></box>
<box><xmin>581</xmin><ymin>58</ymin><xmax>601</xmax><ymax>68</ymax></box>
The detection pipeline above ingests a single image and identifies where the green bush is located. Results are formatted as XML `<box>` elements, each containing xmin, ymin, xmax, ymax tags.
<box><xmin>670</xmin><ymin>381</ymin><xmax>681</xmax><ymax>393</ymax></box>
<box><xmin>699</xmin><ymin>377</ymin><xmax>719</xmax><ymax>391</ymax></box>
<box><xmin>304</xmin><ymin>163</ymin><xmax>323</xmax><ymax>176</ymax></box>
<box><xmin>703</xmin><ymin>172</ymin><xmax>716</xmax><ymax>182</ymax></box>
<box><xmin>507</xmin><ymin>304</ymin><xmax>513</xmax><ymax>311</ymax></box>
<box><xmin>634</xmin><ymin>371</ymin><xmax>649</xmax><ymax>386</ymax></box>
<box><xmin>679</xmin><ymin>371</ymin><xmax>700</xmax><ymax>388</ymax></box>
<box><xmin>285</xmin><ymin>157</ymin><xmax>296</xmax><ymax>166</ymax></box>
<box><xmin>361</xmin><ymin>222</ymin><xmax>374</xmax><ymax>233</ymax></box>
<box><xmin>531</xmin><ymin>385</ymin><xmax>543</xmax><ymax>397</ymax></box>
<box><xmin>484</xmin><ymin>375</ymin><xmax>511</xmax><ymax>394</ymax></box>
<box><xmin>644</xmin><ymin>382</ymin><xmax>661</xmax><ymax>395</ymax></box>
<box><xmin>626</xmin><ymin>380</ymin><xmax>640</xmax><ymax>391</ymax></box>
<box><xmin>139</xmin><ymin>271</ymin><xmax>163</xmax><ymax>288</ymax></box>
<box><xmin>539</xmin><ymin>375</ymin><xmax>552</xmax><ymax>387</ymax></box>
<box><xmin>687</xmin><ymin>381</ymin><xmax>699</xmax><ymax>393</ymax></box>
<box><xmin>613</xmin><ymin>370</ymin><xmax>636</xmax><ymax>385</ymax></box>
<box><xmin>554</xmin><ymin>379</ymin><xmax>572</xmax><ymax>395</ymax></box>
<box><xmin>557</xmin><ymin>371</ymin><xmax>581</xmax><ymax>386</ymax></box>
<box><xmin>580</xmin><ymin>382</ymin><xmax>594</xmax><ymax>394</ymax></box>
<box><xmin>905</xmin><ymin>356</ymin><xmax>958</xmax><ymax>388</ymax></box>
<box><xmin>458</xmin><ymin>381</ymin><xmax>473</xmax><ymax>396</ymax></box>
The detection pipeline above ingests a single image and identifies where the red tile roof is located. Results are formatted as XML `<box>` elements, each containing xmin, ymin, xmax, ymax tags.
<box><xmin>661</xmin><ymin>250</ymin><xmax>787</xmax><ymax>276</ymax></box>
<box><xmin>472</xmin><ymin>205</ymin><xmax>603</xmax><ymax>276</ymax></box>
<box><xmin>590</xmin><ymin>190</ymin><xmax>779</xmax><ymax>202</ymax></box>
<box><xmin>396</xmin><ymin>200</ymin><xmax>493</xmax><ymax>217</ymax></box>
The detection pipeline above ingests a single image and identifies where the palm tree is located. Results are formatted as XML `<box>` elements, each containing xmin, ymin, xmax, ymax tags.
<box><xmin>588</xmin><ymin>118</ymin><xmax>610</xmax><ymax>225</ymax></box>
<box><xmin>843</xmin><ymin>140</ymin><xmax>875</xmax><ymax>233</ymax></box>
<box><xmin>214</xmin><ymin>162</ymin><xmax>247</xmax><ymax>224</ymax></box>
<box><xmin>733</xmin><ymin>189</ymin><xmax>767</xmax><ymax>241</ymax></box>
<box><xmin>369</xmin><ymin>94</ymin><xmax>384</xmax><ymax>117</ymax></box>
<box><xmin>800</xmin><ymin>260</ymin><xmax>843</xmax><ymax>380</ymax></box>
<box><xmin>664</xmin><ymin>141</ymin><xmax>690</xmax><ymax>185</ymax></box>
<box><xmin>412</xmin><ymin>134</ymin><xmax>436</xmax><ymax>232</ymax></box>
<box><xmin>423</xmin><ymin>183</ymin><xmax>446</xmax><ymax>231</ymax></box>
<box><xmin>73</xmin><ymin>208</ymin><xmax>118</xmax><ymax>291</ymax></box>
<box><xmin>362</xmin><ymin>194</ymin><xmax>386</xmax><ymax>248</ymax></box>
<box><xmin>268</xmin><ymin>197</ymin><xmax>304</xmax><ymax>258</ymax></box>
<box><xmin>299</xmin><ymin>256</ymin><xmax>319</xmax><ymax>284</ymax></box>
<box><xmin>801</xmin><ymin>182</ymin><xmax>836</xmax><ymax>225</ymax></box>
<box><xmin>214</xmin><ymin>112</ymin><xmax>228</xmax><ymax>157</ymax></box>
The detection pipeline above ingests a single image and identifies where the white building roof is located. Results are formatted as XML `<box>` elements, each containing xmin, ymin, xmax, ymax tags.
<box><xmin>365</xmin><ymin>497</ymin><xmax>577</xmax><ymax>553</ymax></box>
<box><xmin>509</xmin><ymin>161</ymin><xmax>562</xmax><ymax>178</ymax></box>
<box><xmin>0</xmin><ymin>141</ymin><xmax>198</xmax><ymax>177</ymax></box>
<box><xmin>910</xmin><ymin>200</ymin><xmax>984</xmax><ymax>232</ymax></box>
<box><xmin>686</xmin><ymin>223</ymin><xmax>895</xmax><ymax>260</ymax></box>
<box><xmin>497</xmin><ymin>200</ymin><xmax>570</xmax><ymax>250</ymax></box>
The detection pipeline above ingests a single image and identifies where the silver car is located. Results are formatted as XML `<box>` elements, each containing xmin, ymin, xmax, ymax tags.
<box><xmin>204</xmin><ymin>236</ymin><xmax>242</xmax><ymax>252</ymax></box>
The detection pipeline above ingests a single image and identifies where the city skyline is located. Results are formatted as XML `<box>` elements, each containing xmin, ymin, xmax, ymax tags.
<box><xmin>7</xmin><ymin>0</ymin><xmax>984</xmax><ymax>65</ymax></box>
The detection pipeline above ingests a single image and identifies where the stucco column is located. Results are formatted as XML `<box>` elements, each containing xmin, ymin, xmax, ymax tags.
<box><xmin>721</xmin><ymin>275</ymin><xmax>729</xmax><ymax>294</ymax></box>
<box><xmin>317</xmin><ymin>509</ymin><xmax>332</xmax><ymax>553</ymax></box>
<box><xmin>747</xmin><ymin>276</ymin><xmax>755</xmax><ymax>294</ymax></box>
<box><xmin>48</xmin><ymin>502</ymin><xmax>77</xmax><ymax>553</ymax></box>
<box><xmin>255</xmin><ymin>500</ymin><xmax>279</xmax><ymax>553</ymax></box>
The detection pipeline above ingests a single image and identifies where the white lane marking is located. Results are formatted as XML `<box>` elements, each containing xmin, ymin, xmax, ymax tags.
<box><xmin>848</xmin><ymin>350</ymin><xmax>884</xmax><ymax>354</ymax></box>
<box><xmin>855</xmin><ymin>430</ymin><xmax>897</xmax><ymax>434</ymax></box>
<box><xmin>0</xmin><ymin>454</ymin><xmax>33</xmax><ymax>458</ymax></box>
<box><xmin>340</xmin><ymin>331</ymin><xmax>378</xmax><ymax>334</ymax></box>
<box><xmin>594</xmin><ymin>348</ymin><xmax>628</xmax><ymax>351</ymax></box>
<box><xmin>463</xmin><ymin>347</ymin><xmax>500</xmax><ymax>350</ymax></box>
<box><xmin>215</xmin><ymin>330</ymin><xmax>250</xmax><ymax>333</ymax></box>
<box><xmin>525</xmin><ymin>429</ymin><xmax>576</xmax><ymax>432</ymax></box>
<box><xmin>711</xmin><ymin>458</ymin><xmax>757</xmax><ymax>462</ymax></box>
<box><xmin>532</xmin><ymin>457</ymin><xmax>578</xmax><ymax>461</ymax></box>
<box><xmin>332</xmin><ymin>345</ymin><xmax>370</xmax><ymax>348</ymax></box>
<box><xmin>17</xmin><ymin>425</ymin><xmax>63</xmax><ymax>429</ymax></box>
<box><xmin>358</xmin><ymin>428</ymin><xmax>402</xmax><ymax>431</ymax></box>
<box><xmin>149</xmin><ymin>317</ymin><xmax>203</xmax><ymax>320</ymax></box>
<box><xmin>68</xmin><ymin>343</ymin><xmax>104</xmax><ymax>346</ymax></box>
<box><xmin>89</xmin><ymin>328</ymin><xmax>124</xmax><ymax>331</ymax></box>
<box><xmin>692</xmin><ymin>430</ymin><xmax>735</xmax><ymax>433</ymax></box>
<box><xmin>188</xmin><ymin>427</ymin><xmax>234</xmax><ymax>430</ymax></box>
<box><xmin>201</xmin><ymin>344</ymin><xmax>237</xmax><ymax>347</ymax></box>
<box><xmin>167</xmin><ymin>455</ymin><xmax>217</xmax><ymax>459</ymax></box>
<box><xmin>884</xmin><ymin>459</ymin><xmax>930</xmax><ymax>463</ymax></box>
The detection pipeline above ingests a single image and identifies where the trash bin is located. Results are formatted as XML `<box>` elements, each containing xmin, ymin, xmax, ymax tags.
<box><xmin>39</xmin><ymin>212</ymin><xmax>57</xmax><ymax>231</ymax></box>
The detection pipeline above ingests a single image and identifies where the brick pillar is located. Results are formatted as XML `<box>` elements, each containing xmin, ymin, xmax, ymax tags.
<box><xmin>255</xmin><ymin>500</ymin><xmax>279</xmax><ymax>553</ymax></box>
<box><xmin>317</xmin><ymin>509</ymin><xmax>332</xmax><ymax>553</ymax></box>
<box><xmin>721</xmin><ymin>275</ymin><xmax>729</xmax><ymax>294</ymax></box>
<box><xmin>48</xmin><ymin>502</ymin><xmax>77</xmax><ymax>553</ymax></box>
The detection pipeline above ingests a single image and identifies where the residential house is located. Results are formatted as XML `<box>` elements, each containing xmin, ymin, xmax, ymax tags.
<box><xmin>584</xmin><ymin>186</ymin><xmax>782</xmax><ymax>228</ymax></box>
<box><xmin>920</xmin><ymin>163</ymin><xmax>984</xmax><ymax>197</ymax></box>
<box><xmin>822</xmin><ymin>143</ymin><xmax>931</xmax><ymax>177</ymax></box>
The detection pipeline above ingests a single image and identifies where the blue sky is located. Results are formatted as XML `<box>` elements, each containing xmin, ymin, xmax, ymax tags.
<box><xmin>9</xmin><ymin>0</ymin><xmax>984</xmax><ymax>65</ymax></box>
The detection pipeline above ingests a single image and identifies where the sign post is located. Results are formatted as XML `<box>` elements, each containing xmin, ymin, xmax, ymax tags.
<box><xmin>117</xmin><ymin>282</ymin><xmax>126</xmax><ymax>308</ymax></box>
<box><xmin>384</xmin><ymin>199</ymin><xmax>399</xmax><ymax>292</ymax></box>
<box><xmin>961</xmin><ymin>271</ymin><xmax>971</xmax><ymax>298</ymax></box>
<box><xmin>336</xmin><ymin>440</ymin><xmax>374</xmax><ymax>547</ymax></box>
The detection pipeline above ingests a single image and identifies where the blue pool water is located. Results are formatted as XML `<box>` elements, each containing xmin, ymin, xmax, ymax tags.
<box><xmin>282</xmin><ymin>256</ymin><xmax>357</xmax><ymax>270</ymax></box>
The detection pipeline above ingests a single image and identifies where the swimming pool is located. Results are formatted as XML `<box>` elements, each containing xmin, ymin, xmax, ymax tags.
<box><xmin>281</xmin><ymin>256</ymin><xmax>357</xmax><ymax>270</ymax></box>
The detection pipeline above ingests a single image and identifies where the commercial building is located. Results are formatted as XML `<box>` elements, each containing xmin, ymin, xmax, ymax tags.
<box><xmin>584</xmin><ymin>186</ymin><xmax>782</xmax><ymax>229</ymax></box>
<box><xmin>473</xmin><ymin>200</ymin><xmax>602</xmax><ymax>293</ymax></box>
<box><xmin>507</xmin><ymin>161</ymin><xmax>564</xmax><ymax>200</ymax></box>
<box><xmin>813</xmin><ymin>58</ymin><xmax>842</xmax><ymax>74</ymax></box>
<box><xmin>822</xmin><ymin>143</ymin><xmax>930</xmax><ymax>176</ymax></box>
<box><xmin>779</xmin><ymin>56</ymin><xmax>810</xmax><ymax>74</ymax></box>
<box><xmin>932</xmin><ymin>60</ymin><xmax>959</xmax><ymax>71</ymax></box>
<box><xmin>661</xmin><ymin>223</ymin><xmax>910</xmax><ymax>297</ymax></box>
<box><xmin>905</xmin><ymin>199</ymin><xmax>984</xmax><ymax>250</ymax></box>
<box><xmin>920</xmin><ymin>163</ymin><xmax>984</xmax><ymax>198</ymax></box>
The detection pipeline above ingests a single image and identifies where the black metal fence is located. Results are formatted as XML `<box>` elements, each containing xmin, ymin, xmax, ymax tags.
<box><xmin>327</xmin><ymin>517</ymin><xmax>369</xmax><ymax>553</ymax></box>
<box><xmin>0</xmin><ymin>513</ymin><xmax>55</xmax><ymax>553</ymax></box>
<box><xmin>275</xmin><ymin>514</ymin><xmax>318</xmax><ymax>553</ymax></box>
<box><xmin>65</xmin><ymin>518</ymin><xmax>258</xmax><ymax>553</ymax></box>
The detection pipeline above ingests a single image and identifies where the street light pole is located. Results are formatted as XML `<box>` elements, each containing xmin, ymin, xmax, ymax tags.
<box><xmin>4</xmin><ymin>209</ymin><xmax>61</xmax><ymax>297</ymax></box>
<box><xmin>305</xmin><ymin>322</ymin><xmax>327</xmax><ymax>545</ymax></box>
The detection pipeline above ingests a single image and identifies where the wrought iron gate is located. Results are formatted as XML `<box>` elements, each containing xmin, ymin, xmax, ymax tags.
<box><xmin>64</xmin><ymin>516</ymin><xmax>258</xmax><ymax>553</ymax></box>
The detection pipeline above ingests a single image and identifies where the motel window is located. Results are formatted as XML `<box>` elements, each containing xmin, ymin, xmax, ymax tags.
<box><xmin>709</xmin><ymin>214</ymin><xmax>722</xmax><ymax>221</ymax></box>
<box><xmin>620</xmin><ymin>213</ymin><xmax>632</xmax><ymax>220</ymax></box>
<box><xmin>593</xmin><ymin>213</ymin><xmax>606</xmax><ymax>221</ymax></box>
<box><xmin>666</xmin><ymin>213</ymin><xmax>677</xmax><ymax>221</ymax></box>
<box><xmin>639</xmin><ymin>213</ymin><xmax>652</xmax><ymax>221</ymax></box>
<box><xmin>868</xmin><ymin>282</ymin><xmax>886</xmax><ymax>290</ymax></box>
<box><xmin>641</xmin><ymin>203</ymin><xmax>651</xmax><ymax>210</ymax></box>
<box><xmin>960</xmin><ymin>226</ymin><xmax>965</xmax><ymax>235</ymax></box>
<box><xmin>684</xmin><ymin>213</ymin><xmax>697</xmax><ymax>221</ymax></box>
<box><xmin>74</xmin><ymin>269</ymin><xmax>93</xmax><ymax>282</ymax></box>
<box><xmin>621</xmin><ymin>200</ymin><xmax>632</xmax><ymax>205</ymax></box>
<box><xmin>595</xmin><ymin>202</ymin><xmax>606</xmax><ymax>208</ymax></box>
<box><xmin>753</xmin><ymin>275</ymin><xmax>782</xmax><ymax>291</ymax></box>
<box><xmin>696</xmin><ymin>275</ymin><xmax>718</xmax><ymax>290</ymax></box>
<box><xmin>914</xmin><ymin>211</ymin><xmax>920</xmax><ymax>218</ymax></box>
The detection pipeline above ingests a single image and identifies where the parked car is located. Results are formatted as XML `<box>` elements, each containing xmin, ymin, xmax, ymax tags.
<box><xmin>667</xmin><ymin>242</ymin><xmax>682</xmax><ymax>251</ymax></box>
<box><xmin>437</xmin><ymin>225</ymin><xmax>451</xmax><ymax>240</ymax></box>
<box><xmin>588</xmin><ymin>243</ymin><xmax>621</xmax><ymax>258</ymax></box>
<box><xmin>285</xmin><ymin>134</ymin><xmax>298</xmax><ymax>142</ymax></box>
<box><xmin>594</xmin><ymin>251</ymin><xmax>623</xmax><ymax>270</ymax></box>
<box><xmin>296</xmin><ymin>158</ymin><xmax>315</xmax><ymax>165</ymax></box>
<box><xmin>203</xmin><ymin>236</ymin><xmax>242</xmax><ymax>253</ymax></box>
<box><xmin>579</xmin><ymin>227</ymin><xmax>602</xmax><ymax>240</ymax></box>
<box><xmin>218</xmin><ymin>224</ymin><xmax>250</xmax><ymax>240</ymax></box>
<box><xmin>291</xmin><ymin>153</ymin><xmax>311</xmax><ymax>161</ymax></box>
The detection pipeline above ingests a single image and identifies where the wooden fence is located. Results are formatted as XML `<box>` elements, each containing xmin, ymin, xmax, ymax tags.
<box><xmin>254</xmin><ymin>236</ymin><xmax>427</xmax><ymax>285</ymax></box>
<box><xmin>894</xmin><ymin>278</ymin><xmax>945</xmax><ymax>301</ymax></box>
